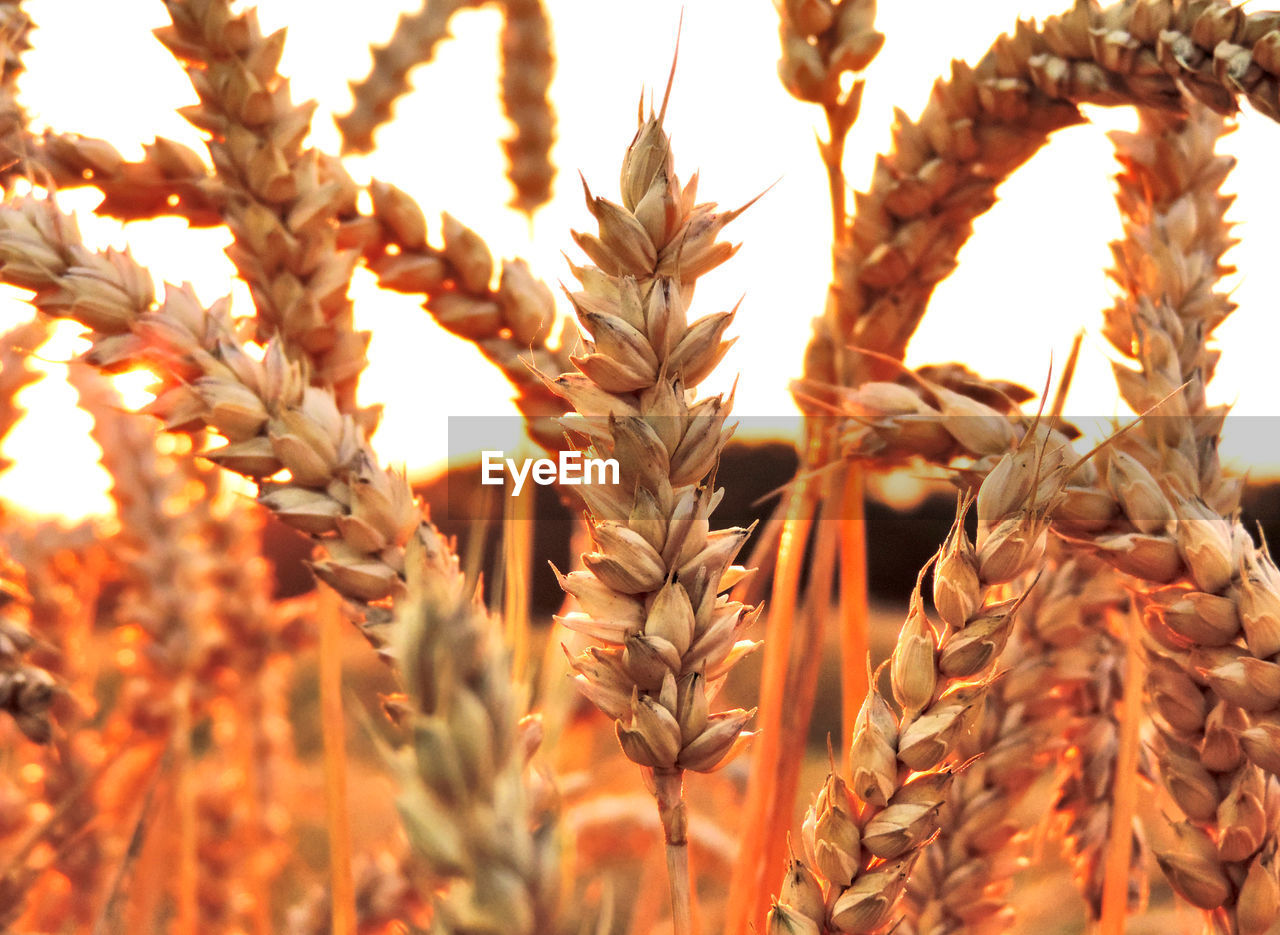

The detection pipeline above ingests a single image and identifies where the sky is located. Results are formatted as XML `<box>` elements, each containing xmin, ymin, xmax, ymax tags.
<box><xmin>2</xmin><ymin>0</ymin><xmax>1280</xmax><ymax>519</ymax></box>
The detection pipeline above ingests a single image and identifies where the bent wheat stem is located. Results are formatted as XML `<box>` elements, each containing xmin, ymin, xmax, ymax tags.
<box><xmin>839</xmin><ymin>463</ymin><xmax>870</xmax><ymax>759</ymax></box>
<box><xmin>727</xmin><ymin>478</ymin><xmax>813</xmax><ymax>934</ymax></box>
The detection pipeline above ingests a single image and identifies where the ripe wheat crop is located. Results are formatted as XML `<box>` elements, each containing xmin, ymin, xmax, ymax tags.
<box><xmin>0</xmin><ymin>1</ymin><xmax>1279</xmax><ymax>934</ymax></box>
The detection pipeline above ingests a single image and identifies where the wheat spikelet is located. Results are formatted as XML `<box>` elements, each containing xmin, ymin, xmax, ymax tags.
<box><xmin>336</xmin><ymin>0</ymin><xmax>481</xmax><ymax>156</ymax></box>
<box><xmin>156</xmin><ymin>0</ymin><xmax>371</xmax><ymax>417</ymax></box>
<box><xmin>498</xmin><ymin>0</ymin><xmax>555</xmax><ymax>216</ymax></box>
<box><xmin>32</xmin><ymin>132</ymin><xmax>223</xmax><ymax>226</ymax></box>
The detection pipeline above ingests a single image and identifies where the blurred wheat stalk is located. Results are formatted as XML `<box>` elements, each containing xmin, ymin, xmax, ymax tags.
<box><xmin>0</xmin><ymin>1</ymin><xmax>1278</xmax><ymax>934</ymax></box>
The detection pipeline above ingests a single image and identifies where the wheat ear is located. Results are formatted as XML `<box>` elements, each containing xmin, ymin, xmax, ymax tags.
<box><xmin>386</xmin><ymin>524</ymin><xmax>559</xmax><ymax>934</ymax></box>
<box><xmin>900</xmin><ymin>552</ymin><xmax>1140</xmax><ymax>934</ymax></box>
<box><xmin>349</xmin><ymin>183</ymin><xmax>576</xmax><ymax>452</ymax></box>
<box><xmin>336</xmin><ymin>0</ymin><xmax>480</xmax><ymax>155</ymax></box>
<box><xmin>767</xmin><ymin>427</ymin><xmax>1088</xmax><ymax>935</ymax></box>
<box><xmin>498</xmin><ymin>0</ymin><xmax>555</xmax><ymax>216</ymax></box>
<box><xmin>800</xmin><ymin>0</ymin><xmax>1280</xmax><ymax>398</ymax></box>
<box><xmin>548</xmin><ymin>100</ymin><xmax>758</xmax><ymax>935</ymax></box>
<box><xmin>157</xmin><ymin>0</ymin><xmax>371</xmax><ymax>418</ymax></box>
<box><xmin>1078</xmin><ymin>103</ymin><xmax>1280</xmax><ymax>933</ymax></box>
<box><xmin>0</xmin><ymin>198</ymin><xmax>423</xmax><ymax>624</ymax></box>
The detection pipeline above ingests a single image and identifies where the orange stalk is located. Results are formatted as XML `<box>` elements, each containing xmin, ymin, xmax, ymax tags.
<box><xmin>839</xmin><ymin>464</ymin><xmax>870</xmax><ymax>771</ymax></box>
<box><xmin>723</xmin><ymin>444</ymin><xmax>819</xmax><ymax>935</ymax></box>
<box><xmin>503</xmin><ymin>467</ymin><xmax>534</xmax><ymax>684</ymax></box>
<box><xmin>756</xmin><ymin>475</ymin><xmax>841</xmax><ymax>900</ymax></box>
<box><xmin>319</xmin><ymin>586</ymin><xmax>356</xmax><ymax>935</ymax></box>
<box><xmin>1099</xmin><ymin>606</ymin><xmax>1144</xmax><ymax>935</ymax></box>
<box><xmin>175</xmin><ymin>677</ymin><xmax>197</xmax><ymax>935</ymax></box>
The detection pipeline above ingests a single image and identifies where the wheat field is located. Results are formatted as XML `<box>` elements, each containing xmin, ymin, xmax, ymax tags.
<box><xmin>1</xmin><ymin>1</ymin><xmax>1280</xmax><ymax>934</ymax></box>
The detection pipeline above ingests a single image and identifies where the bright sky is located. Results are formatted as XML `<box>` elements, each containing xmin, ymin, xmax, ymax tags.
<box><xmin>2</xmin><ymin>0</ymin><xmax>1279</xmax><ymax>519</ymax></box>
